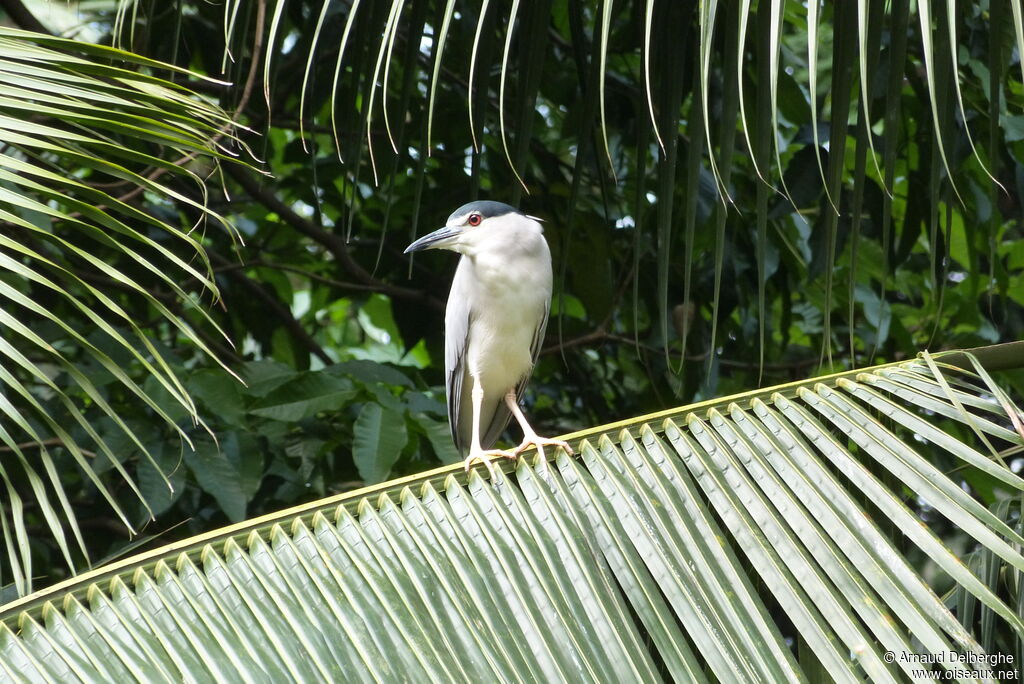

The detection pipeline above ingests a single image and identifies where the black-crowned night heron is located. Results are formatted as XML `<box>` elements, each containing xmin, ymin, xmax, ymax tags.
<box><xmin>405</xmin><ymin>201</ymin><xmax>573</xmax><ymax>471</ymax></box>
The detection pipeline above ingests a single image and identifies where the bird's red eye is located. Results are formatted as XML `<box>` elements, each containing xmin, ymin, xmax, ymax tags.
<box><xmin>467</xmin><ymin>213</ymin><xmax>482</xmax><ymax>226</ymax></box>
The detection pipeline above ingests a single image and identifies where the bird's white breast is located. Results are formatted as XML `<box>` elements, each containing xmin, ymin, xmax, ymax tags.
<box><xmin>456</xmin><ymin>217</ymin><xmax>552</xmax><ymax>396</ymax></box>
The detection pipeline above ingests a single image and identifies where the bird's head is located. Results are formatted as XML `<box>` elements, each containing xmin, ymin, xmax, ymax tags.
<box><xmin>404</xmin><ymin>201</ymin><xmax>542</xmax><ymax>255</ymax></box>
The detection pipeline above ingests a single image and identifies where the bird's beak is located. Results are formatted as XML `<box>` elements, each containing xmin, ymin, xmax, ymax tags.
<box><xmin>403</xmin><ymin>225</ymin><xmax>461</xmax><ymax>253</ymax></box>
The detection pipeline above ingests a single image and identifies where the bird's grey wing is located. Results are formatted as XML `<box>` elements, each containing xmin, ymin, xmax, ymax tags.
<box><xmin>521</xmin><ymin>299</ymin><xmax>550</xmax><ymax>398</ymax></box>
<box><xmin>445</xmin><ymin>274</ymin><xmax>471</xmax><ymax>453</ymax></box>
<box><xmin>447</xmin><ymin>262</ymin><xmax>509</xmax><ymax>453</ymax></box>
<box><xmin>479</xmin><ymin>299</ymin><xmax>549</xmax><ymax>449</ymax></box>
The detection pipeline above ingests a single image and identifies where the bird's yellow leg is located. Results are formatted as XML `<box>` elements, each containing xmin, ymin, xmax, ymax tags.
<box><xmin>504</xmin><ymin>391</ymin><xmax>574</xmax><ymax>460</ymax></box>
<box><xmin>464</xmin><ymin>377</ymin><xmax>516</xmax><ymax>475</ymax></box>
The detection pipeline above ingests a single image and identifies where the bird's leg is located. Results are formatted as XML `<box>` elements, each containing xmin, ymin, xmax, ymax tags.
<box><xmin>463</xmin><ymin>376</ymin><xmax>517</xmax><ymax>474</ymax></box>
<box><xmin>505</xmin><ymin>391</ymin><xmax>574</xmax><ymax>460</ymax></box>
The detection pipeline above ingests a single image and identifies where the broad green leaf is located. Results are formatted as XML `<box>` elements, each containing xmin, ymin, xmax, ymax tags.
<box><xmin>184</xmin><ymin>442</ymin><xmax>249</xmax><ymax>522</ymax></box>
<box><xmin>353</xmin><ymin>403</ymin><xmax>409</xmax><ymax>483</ymax></box>
<box><xmin>412</xmin><ymin>413</ymin><xmax>461</xmax><ymax>464</ymax></box>
<box><xmin>248</xmin><ymin>373</ymin><xmax>358</xmax><ymax>421</ymax></box>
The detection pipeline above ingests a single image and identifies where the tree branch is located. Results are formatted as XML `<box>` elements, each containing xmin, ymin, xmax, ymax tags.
<box><xmin>209</xmin><ymin>252</ymin><xmax>334</xmax><ymax>366</ymax></box>
<box><xmin>0</xmin><ymin>438</ymin><xmax>96</xmax><ymax>458</ymax></box>
<box><xmin>224</xmin><ymin>163</ymin><xmax>444</xmax><ymax>312</ymax></box>
<box><xmin>214</xmin><ymin>259</ymin><xmax>385</xmax><ymax>294</ymax></box>
<box><xmin>543</xmin><ymin>328</ymin><xmax>823</xmax><ymax>372</ymax></box>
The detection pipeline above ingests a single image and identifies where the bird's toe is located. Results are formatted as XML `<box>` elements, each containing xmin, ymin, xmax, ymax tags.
<box><xmin>463</xmin><ymin>449</ymin><xmax>518</xmax><ymax>476</ymax></box>
<box><xmin>514</xmin><ymin>436</ymin><xmax>574</xmax><ymax>457</ymax></box>
<box><xmin>552</xmin><ymin>439</ymin><xmax>574</xmax><ymax>456</ymax></box>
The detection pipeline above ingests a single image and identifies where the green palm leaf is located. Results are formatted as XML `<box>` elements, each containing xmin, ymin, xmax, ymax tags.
<box><xmin>2</xmin><ymin>345</ymin><xmax>1022</xmax><ymax>680</ymax></box>
<box><xmin>0</xmin><ymin>27</ymin><xmax>242</xmax><ymax>595</ymax></box>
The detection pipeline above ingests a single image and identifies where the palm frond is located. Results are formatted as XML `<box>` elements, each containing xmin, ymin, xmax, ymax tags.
<box><xmin>0</xmin><ymin>27</ymin><xmax>243</xmax><ymax>594</ymax></box>
<box><xmin>2</xmin><ymin>344</ymin><xmax>1022</xmax><ymax>680</ymax></box>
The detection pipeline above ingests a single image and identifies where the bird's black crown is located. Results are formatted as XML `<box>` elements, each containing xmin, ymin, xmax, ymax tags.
<box><xmin>448</xmin><ymin>200</ymin><xmax>521</xmax><ymax>223</ymax></box>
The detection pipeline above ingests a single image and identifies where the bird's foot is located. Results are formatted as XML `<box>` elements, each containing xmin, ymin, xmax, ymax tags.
<box><xmin>463</xmin><ymin>448</ymin><xmax>518</xmax><ymax>477</ymax></box>
<box><xmin>513</xmin><ymin>434</ymin><xmax>574</xmax><ymax>460</ymax></box>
